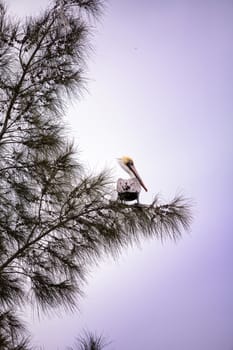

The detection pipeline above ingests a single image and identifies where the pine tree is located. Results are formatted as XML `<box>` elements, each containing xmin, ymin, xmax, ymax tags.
<box><xmin>0</xmin><ymin>0</ymin><xmax>192</xmax><ymax>348</ymax></box>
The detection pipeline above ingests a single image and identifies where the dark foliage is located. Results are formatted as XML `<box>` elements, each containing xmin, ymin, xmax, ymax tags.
<box><xmin>0</xmin><ymin>310</ymin><xmax>31</xmax><ymax>350</ymax></box>
<box><xmin>0</xmin><ymin>0</ymin><xmax>192</xmax><ymax>348</ymax></box>
<box><xmin>68</xmin><ymin>331</ymin><xmax>109</xmax><ymax>350</ymax></box>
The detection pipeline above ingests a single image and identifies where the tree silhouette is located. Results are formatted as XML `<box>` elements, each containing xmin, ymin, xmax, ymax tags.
<box><xmin>0</xmin><ymin>0</ymin><xmax>192</xmax><ymax>348</ymax></box>
<box><xmin>68</xmin><ymin>331</ymin><xmax>109</xmax><ymax>350</ymax></box>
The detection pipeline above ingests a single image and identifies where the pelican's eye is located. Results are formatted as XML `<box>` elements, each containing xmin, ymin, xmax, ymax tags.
<box><xmin>127</xmin><ymin>160</ymin><xmax>133</xmax><ymax>167</ymax></box>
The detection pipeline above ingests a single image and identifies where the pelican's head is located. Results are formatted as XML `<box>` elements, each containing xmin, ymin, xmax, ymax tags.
<box><xmin>117</xmin><ymin>156</ymin><xmax>148</xmax><ymax>192</ymax></box>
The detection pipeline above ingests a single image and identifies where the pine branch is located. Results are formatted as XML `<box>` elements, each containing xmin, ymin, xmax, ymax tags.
<box><xmin>68</xmin><ymin>331</ymin><xmax>109</xmax><ymax>350</ymax></box>
<box><xmin>0</xmin><ymin>167</ymin><xmax>192</xmax><ymax>312</ymax></box>
<box><xmin>0</xmin><ymin>310</ymin><xmax>32</xmax><ymax>350</ymax></box>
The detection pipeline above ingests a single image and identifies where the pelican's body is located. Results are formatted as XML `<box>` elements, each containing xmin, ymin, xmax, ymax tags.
<box><xmin>117</xmin><ymin>156</ymin><xmax>148</xmax><ymax>192</ymax></box>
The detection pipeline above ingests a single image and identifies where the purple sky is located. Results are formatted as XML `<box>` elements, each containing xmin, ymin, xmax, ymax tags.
<box><xmin>7</xmin><ymin>0</ymin><xmax>233</xmax><ymax>349</ymax></box>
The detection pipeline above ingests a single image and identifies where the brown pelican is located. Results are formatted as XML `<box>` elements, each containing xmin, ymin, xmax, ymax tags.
<box><xmin>117</xmin><ymin>156</ymin><xmax>148</xmax><ymax>192</ymax></box>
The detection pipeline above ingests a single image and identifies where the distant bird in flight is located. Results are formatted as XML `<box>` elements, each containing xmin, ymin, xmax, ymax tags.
<box><xmin>117</xmin><ymin>156</ymin><xmax>148</xmax><ymax>192</ymax></box>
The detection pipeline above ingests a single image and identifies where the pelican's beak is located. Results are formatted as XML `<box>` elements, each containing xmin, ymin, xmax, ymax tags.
<box><xmin>128</xmin><ymin>163</ymin><xmax>148</xmax><ymax>192</ymax></box>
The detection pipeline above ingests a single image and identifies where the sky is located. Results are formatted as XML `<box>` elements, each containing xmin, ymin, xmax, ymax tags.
<box><xmin>6</xmin><ymin>0</ymin><xmax>233</xmax><ymax>349</ymax></box>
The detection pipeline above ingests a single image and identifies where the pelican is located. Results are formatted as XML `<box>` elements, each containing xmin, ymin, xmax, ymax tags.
<box><xmin>117</xmin><ymin>156</ymin><xmax>148</xmax><ymax>192</ymax></box>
